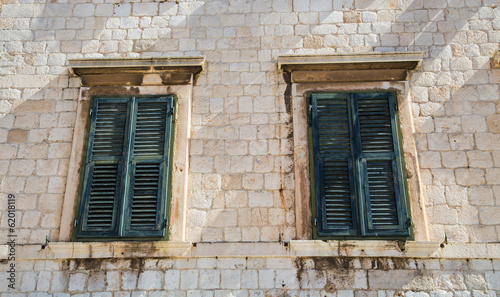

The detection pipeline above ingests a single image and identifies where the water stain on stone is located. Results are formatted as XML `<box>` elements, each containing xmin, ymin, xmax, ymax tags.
<box><xmin>130</xmin><ymin>258</ymin><xmax>145</xmax><ymax>273</ymax></box>
<box><xmin>311</xmin><ymin>257</ymin><xmax>354</xmax><ymax>271</ymax></box>
<box><xmin>73</xmin><ymin>258</ymin><xmax>104</xmax><ymax>271</ymax></box>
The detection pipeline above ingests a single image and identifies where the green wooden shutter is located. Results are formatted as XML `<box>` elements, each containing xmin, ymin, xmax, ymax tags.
<box><xmin>355</xmin><ymin>93</ymin><xmax>409</xmax><ymax>236</ymax></box>
<box><xmin>77</xmin><ymin>99</ymin><xmax>130</xmax><ymax>238</ymax></box>
<box><xmin>312</xmin><ymin>92</ymin><xmax>410</xmax><ymax>238</ymax></box>
<box><xmin>312</xmin><ymin>93</ymin><xmax>358</xmax><ymax>236</ymax></box>
<box><xmin>122</xmin><ymin>97</ymin><xmax>172</xmax><ymax>238</ymax></box>
<box><xmin>77</xmin><ymin>96</ymin><xmax>173</xmax><ymax>239</ymax></box>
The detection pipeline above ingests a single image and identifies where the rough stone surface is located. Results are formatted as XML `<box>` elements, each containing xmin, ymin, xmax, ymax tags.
<box><xmin>0</xmin><ymin>0</ymin><xmax>499</xmax><ymax>295</ymax></box>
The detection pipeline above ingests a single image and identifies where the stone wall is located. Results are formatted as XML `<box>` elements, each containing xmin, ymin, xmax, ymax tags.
<box><xmin>0</xmin><ymin>0</ymin><xmax>499</xmax><ymax>244</ymax></box>
<box><xmin>0</xmin><ymin>0</ymin><xmax>499</xmax><ymax>294</ymax></box>
<box><xmin>1</xmin><ymin>256</ymin><xmax>499</xmax><ymax>295</ymax></box>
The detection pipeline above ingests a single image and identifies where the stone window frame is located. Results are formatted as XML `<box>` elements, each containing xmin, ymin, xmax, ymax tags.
<box><xmin>58</xmin><ymin>57</ymin><xmax>205</xmax><ymax>242</ymax></box>
<box><xmin>278</xmin><ymin>52</ymin><xmax>430</xmax><ymax>241</ymax></box>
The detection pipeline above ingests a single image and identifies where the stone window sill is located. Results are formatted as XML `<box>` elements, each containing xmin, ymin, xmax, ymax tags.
<box><xmin>2</xmin><ymin>241</ymin><xmax>498</xmax><ymax>260</ymax></box>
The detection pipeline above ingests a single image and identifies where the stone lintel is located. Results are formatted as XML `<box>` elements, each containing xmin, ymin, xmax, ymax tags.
<box><xmin>291</xmin><ymin>69</ymin><xmax>410</xmax><ymax>82</ymax></box>
<box><xmin>278</xmin><ymin>52</ymin><xmax>424</xmax><ymax>82</ymax></box>
<box><xmin>68</xmin><ymin>57</ymin><xmax>206</xmax><ymax>86</ymax></box>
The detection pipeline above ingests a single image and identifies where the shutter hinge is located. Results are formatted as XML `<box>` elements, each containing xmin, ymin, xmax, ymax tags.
<box><xmin>167</xmin><ymin>108</ymin><xmax>173</xmax><ymax>117</ymax></box>
<box><xmin>314</xmin><ymin>218</ymin><xmax>318</xmax><ymax>226</ymax></box>
<box><xmin>394</xmin><ymin>103</ymin><xmax>398</xmax><ymax>111</ymax></box>
<box><xmin>74</xmin><ymin>220</ymin><xmax>79</xmax><ymax>227</ymax></box>
<box><xmin>89</xmin><ymin>109</ymin><xmax>92</xmax><ymax>116</ymax></box>
<box><xmin>308</xmin><ymin>105</ymin><xmax>313</xmax><ymax>126</ymax></box>
<box><xmin>405</xmin><ymin>218</ymin><xmax>412</xmax><ymax>229</ymax></box>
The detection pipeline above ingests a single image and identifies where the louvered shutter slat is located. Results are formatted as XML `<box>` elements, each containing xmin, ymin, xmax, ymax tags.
<box><xmin>86</xmin><ymin>163</ymin><xmax>118</xmax><ymax>228</ymax></box>
<box><xmin>322</xmin><ymin>159</ymin><xmax>355</xmax><ymax>229</ymax></box>
<box><xmin>316</xmin><ymin>97</ymin><xmax>351</xmax><ymax>155</ymax></box>
<box><xmin>358</xmin><ymin>97</ymin><xmax>394</xmax><ymax>153</ymax></box>
<box><xmin>365</xmin><ymin>159</ymin><xmax>399</xmax><ymax>227</ymax></box>
<box><xmin>130</xmin><ymin>162</ymin><xmax>162</xmax><ymax>229</ymax></box>
<box><xmin>92</xmin><ymin>103</ymin><xmax>128</xmax><ymax>158</ymax></box>
<box><xmin>133</xmin><ymin>102</ymin><xmax>168</xmax><ymax>156</ymax></box>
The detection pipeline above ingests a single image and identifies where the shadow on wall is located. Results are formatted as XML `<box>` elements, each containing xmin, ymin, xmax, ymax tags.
<box><xmin>0</xmin><ymin>74</ymin><xmax>74</xmax><ymax>244</ymax></box>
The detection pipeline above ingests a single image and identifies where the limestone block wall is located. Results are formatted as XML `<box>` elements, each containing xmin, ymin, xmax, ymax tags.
<box><xmin>0</xmin><ymin>0</ymin><xmax>498</xmax><ymax>245</ymax></box>
<box><xmin>0</xmin><ymin>256</ymin><xmax>500</xmax><ymax>295</ymax></box>
<box><xmin>0</xmin><ymin>0</ymin><xmax>499</xmax><ymax>294</ymax></box>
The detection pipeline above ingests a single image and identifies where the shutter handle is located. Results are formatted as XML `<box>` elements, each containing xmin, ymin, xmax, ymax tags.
<box><xmin>156</xmin><ymin>218</ymin><xmax>168</xmax><ymax>230</ymax></box>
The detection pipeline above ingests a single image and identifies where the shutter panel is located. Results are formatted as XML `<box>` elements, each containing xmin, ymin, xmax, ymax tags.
<box><xmin>312</xmin><ymin>92</ymin><xmax>410</xmax><ymax>238</ymax></box>
<box><xmin>130</xmin><ymin>162</ymin><xmax>163</xmax><ymax>229</ymax></box>
<box><xmin>364</xmin><ymin>159</ymin><xmax>400</xmax><ymax>226</ymax></box>
<box><xmin>313</xmin><ymin>94</ymin><xmax>358</xmax><ymax>236</ymax></box>
<box><xmin>83</xmin><ymin>162</ymin><xmax>121</xmax><ymax>231</ymax></box>
<box><xmin>320</xmin><ymin>159</ymin><xmax>356</xmax><ymax>234</ymax></box>
<box><xmin>123</xmin><ymin>97</ymin><xmax>172</xmax><ymax>238</ymax></box>
<box><xmin>133</xmin><ymin>100</ymin><xmax>169</xmax><ymax>156</ymax></box>
<box><xmin>356</xmin><ymin>93</ymin><xmax>409</xmax><ymax>236</ymax></box>
<box><xmin>316</xmin><ymin>95</ymin><xmax>351</xmax><ymax>155</ymax></box>
<box><xmin>357</xmin><ymin>96</ymin><xmax>394</xmax><ymax>153</ymax></box>
<box><xmin>78</xmin><ymin>99</ymin><xmax>129</xmax><ymax>237</ymax></box>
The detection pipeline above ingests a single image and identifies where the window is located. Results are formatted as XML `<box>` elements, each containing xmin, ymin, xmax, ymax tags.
<box><xmin>59</xmin><ymin>57</ymin><xmax>204</xmax><ymax>242</ymax></box>
<box><xmin>75</xmin><ymin>96</ymin><xmax>175</xmax><ymax>240</ymax></box>
<box><xmin>279</xmin><ymin>53</ymin><xmax>427</xmax><ymax>241</ymax></box>
<box><xmin>310</xmin><ymin>92</ymin><xmax>411</xmax><ymax>238</ymax></box>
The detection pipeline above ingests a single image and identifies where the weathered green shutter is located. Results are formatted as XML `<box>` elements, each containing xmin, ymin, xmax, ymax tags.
<box><xmin>77</xmin><ymin>96</ymin><xmax>173</xmax><ymax>239</ymax></box>
<box><xmin>78</xmin><ymin>99</ymin><xmax>130</xmax><ymax>237</ymax></box>
<box><xmin>355</xmin><ymin>93</ymin><xmax>409</xmax><ymax>236</ymax></box>
<box><xmin>123</xmin><ymin>97</ymin><xmax>172</xmax><ymax>238</ymax></box>
<box><xmin>312</xmin><ymin>92</ymin><xmax>410</xmax><ymax>237</ymax></box>
<box><xmin>312</xmin><ymin>93</ymin><xmax>358</xmax><ymax>236</ymax></box>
